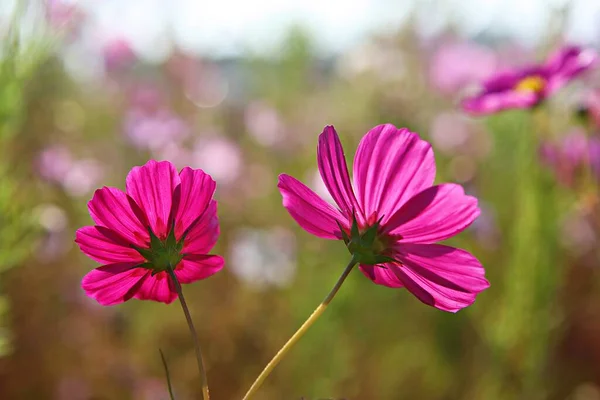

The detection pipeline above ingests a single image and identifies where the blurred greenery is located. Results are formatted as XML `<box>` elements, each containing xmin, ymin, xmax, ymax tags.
<box><xmin>0</xmin><ymin>1</ymin><xmax>599</xmax><ymax>400</ymax></box>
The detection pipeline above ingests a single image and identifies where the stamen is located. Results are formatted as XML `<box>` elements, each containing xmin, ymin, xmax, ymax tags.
<box><xmin>514</xmin><ymin>75</ymin><xmax>546</xmax><ymax>93</ymax></box>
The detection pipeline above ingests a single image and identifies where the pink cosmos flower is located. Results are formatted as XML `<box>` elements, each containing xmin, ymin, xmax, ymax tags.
<box><xmin>75</xmin><ymin>160</ymin><xmax>223</xmax><ymax>305</ymax></box>
<box><xmin>463</xmin><ymin>45</ymin><xmax>597</xmax><ymax>115</ymax></box>
<box><xmin>278</xmin><ymin>124</ymin><xmax>489</xmax><ymax>312</ymax></box>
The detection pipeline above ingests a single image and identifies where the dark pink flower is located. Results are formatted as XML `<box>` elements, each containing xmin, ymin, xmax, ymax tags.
<box><xmin>278</xmin><ymin>124</ymin><xmax>489</xmax><ymax>312</ymax></box>
<box><xmin>463</xmin><ymin>45</ymin><xmax>597</xmax><ymax>115</ymax></box>
<box><xmin>75</xmin><ymin>160</ymin><xmax>223</xmax><ymax>305</ymax></box>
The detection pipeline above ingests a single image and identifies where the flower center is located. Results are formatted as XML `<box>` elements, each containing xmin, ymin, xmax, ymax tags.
<box><xmin>135</xmin><ymin>227</ymin><xmax>184</xmax><ymax>273</ymax></box>
<box><xmin>339</xmin><ymin>215</ymin><xmax>397</xmax><ymax>266</ymax></box>
<box><xmin>514</xmin><ymin>75</ymin><xmax>546</xmax><ymax>94</ymax></box>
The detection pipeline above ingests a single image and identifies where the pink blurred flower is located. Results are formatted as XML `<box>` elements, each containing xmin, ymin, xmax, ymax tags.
<box><xmin>37</xmin><ymin>145</ymin><xmax>72</xmax><ymax>182</ymax></box>
<box><xmin>75</xmin><ymin>160</ymin><xmax>223</xmax><ymax>305</ymax></box>
<box><xmin>463</xmin><ymin>45</ymin><xmax>598</xmax><ymax>115</ymax></box>
<box><xmin>44</xmin><ymin>0</ymin><xmax>85</xmax><ymax>37</ymax></box>
<box><xmin>229</xmin><ymin>227</ymin><xmax>296</xmax><ymax>290</ymax></box>
<box><xmin>124</xmin><ymin>108</ymin><xmax>189</xmax><ymax>151</ymax></box>
<box><xmin>128</xmin><ymin>85</ymin><xmax>163</xmax><ymax>112</ymax></box>
<box><xmin>36</xmin><ymin>146</ymin><xmax>103</xmax><ymax>196</ymax></box>
<box><xmin>278</xmin><ymin>124</ymin><xmax>489</xmax><ymax>312</ymax></box>
<box><xmin>539</xmin><ymin>128</ymin><xmax>599</xmax><ymax>186</ymax></box>
<box><xmin>103</xmin><ymin>38</ymin><xmax>136</xmax><ymax>74</ymax></box>
<box><xmin>429</xmin><ymin>41</ymin><xmax>498</xmax><ymax>96</ymax></box>
<box><xmin>244</xmin><ymin>101</ymin><xmax>286</xmax><ymax>147</ymax></box>
<box><xmin>191</xmin><ymin>136</ymin><xmax>242</xmax><ymax>185</ymax></box>
<box><xmin>156</xmin><ymin>142</ymin><xmax>193</xmax><ymax>170</ymax></box>
<box><xmin>63</xmin><ymin>159</ymin><xmax>104</xmax><ymax>197</ymax></box>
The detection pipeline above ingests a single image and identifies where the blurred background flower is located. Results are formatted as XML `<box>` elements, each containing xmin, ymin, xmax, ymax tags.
<box><xmin>228</xmin><ymin>226</ymin><xmax>296</xmax><ymax>290</ymax></box>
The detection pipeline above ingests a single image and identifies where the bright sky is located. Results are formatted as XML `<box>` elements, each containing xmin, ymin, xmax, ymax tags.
<box><xmin>4</xmin><ymin>0</ymin><xmax>600</xmax><ymax>59</ymax></box>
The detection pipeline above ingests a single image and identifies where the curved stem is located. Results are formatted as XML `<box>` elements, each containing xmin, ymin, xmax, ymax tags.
<box><xmin>159</xmin><ymin>349</ymin><xmax>175</xmax><ymax>400</ymax></box>
<box><xmin>167</xmin><ymin>268</ymin><xmax>210</xmax><ymax>400</ymax></box>
<box><xmin>242</xmin><ymin>257</ymin><xmax>358</xmax><ymax>400</ymax></box>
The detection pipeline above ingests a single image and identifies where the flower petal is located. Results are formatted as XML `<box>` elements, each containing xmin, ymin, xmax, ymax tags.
<box><xmin>75</xmin><ymin>226</ymin><xmax>145</xmax><ymax>264</ymax></box>
<box><xmin>359</xmin><ymin>264</ymin><xmax>404</xmax><ymax>288</ymax></box>
<box><xmin>176</xmin><ymin>254</ymin><xmax>224</xmax><ymax>283</ymax></box>
<box><xmin>182</xmin><ymin>200</ymin><xmax>220</xmax><ymax>254</ymax></box>
<box><xmin>385</xmin><ymin>184</ymin><xmax>480</xmax><ymax>243</ymax></box>
<box><xmin>81</xmin><ymin>263</ymin><xmax>148</xmax><ymax>306</ymax></box>
<box><xmin>353</xmin><ymin>124</ymin><xmax>435</xmax><ymax>225</ymax></box>
<box><xmin>317</xmin><ymin>126</ymin><xmax>362</xmax><ymax>218</ymax></box>
<box><xmin>88</xmin><ymin>187</ymin><xmax>149</xmax><ymax>247</ymax></box>
<box><xmin>278</xmin><ymin>174</ymin><xmax>345</xmax><ymax>240</ymax></box>
<box><xmin>133</xmin><ymin>271</ymin><xmax>178</xmax><ymax>304</ymax></box>
<box><xmin>462</xmin><ymin>91</ymin><xmax>539</xmax><ymax>115</ymax></box>
<box><xmin>126</xmin><ymin>160</ymin><xmax>180</xmax><ymax>239</ymax></box>
<box><xmin>545</xmin><ymin>46</ymin><xmax>597</xmax><ymax>86</ymax></box>
<box><xmin>172</xmin><ymin>167</ymin><xmax>216</xmax><ymax>240</ymax></box>
<box><xmin>392</xmin><ymin>243</ymin><xmax>489</xmax><ymax>312</ymax></box>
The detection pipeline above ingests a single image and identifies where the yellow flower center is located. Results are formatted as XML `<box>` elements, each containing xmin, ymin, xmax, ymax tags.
<box><xmin>514</xmin><ymin>75</ymin><xmax>546</xmax><ymax>93</ymax></box>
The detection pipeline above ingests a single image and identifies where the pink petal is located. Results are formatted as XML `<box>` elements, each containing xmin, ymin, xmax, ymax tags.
<box><xmin>75</xmin><ymin>225</ymin><xmax>145</xmax><ymax>264</ymax></box>
<box><xmin>133</xmin><ymin>271</ymin><xmax>178</xmax><ymax>304</ymax></box>
<box><xmin>385</xmin><ymin>184</ymin><xmax>480</xmax><ymax>243</ymax></box>
<box><xmin>126</xmin><ymin>160</ymin><xmax>180</xmax><ymax>239</ymax></box>
<box><xmin>353</xmin><ymin>124</ymin><xmax>435</xmax><ymax>225</ymax></box>
<box><xmin>82</xmin><ymin>263</ymin><xmax>148</xmax><ymax>306</ymax></box>
<box><xmin>182</xmin><ymin>200</ymin><xmax>220</xmax><ymax>254</ymax></box>
<box><xmin>278</xmin><ymin>174</ymin><xmax>346</xmax><ymax>240</ymax></box>
<box><xmin>88</xmin><ymin>187</ymin><xmax>149</xmax><ymax>247</ymax></box>
<box><xmin>359</xmin><ymin>264</ymin><xmax>404</xmax><ymax>288</ymax></box>
<box><xmin>317</xmin><ymin>126</ymin><xmax>362</xmax><ymax>218</ymax></box>
<box><xmin>173</xmin><ymin>167</ymin><xmax>217</xmax><ymax>238</ymax></box>
<box><xmin>172</xmin><ymin>167</ymin><xmax>216</xmax><ymax>239</ymax></box>
<box><xmin>462</xmin><ymin>91</ymin><xmax>539</xmax><ymax>115</ymax></box>
<box><xmin>392</xmin><ymin>243</ymin><xmax>489</xmax><ymax>312</ymax></box>
<box><xmin>176</xmin><ymin>254</ymin><xmax>224</xmax><ymax>283</ymax></box>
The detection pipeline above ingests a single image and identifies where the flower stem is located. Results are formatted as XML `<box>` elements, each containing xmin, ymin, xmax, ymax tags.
<box><xmin>159</xmin><ymin>349</ymin><xmax>175</xmax><ymax>400</ymax></box>
<box><xmin>242</xmin><ymin>257</ymin><xmax>358</xmax><ymax>400</ymax></box>
<box><xmin>167</xmin><ymin>267</ymin><xmax>210</xmax><ymax>400</ymax></box>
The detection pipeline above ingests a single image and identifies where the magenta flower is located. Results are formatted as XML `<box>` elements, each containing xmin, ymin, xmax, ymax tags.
<box><xmin>75</xmin><ymin>160</ymin><xmax>223</xmax><ymax>305</ymax></box>
<box><xmin>463</xmin><ymin>45</ymin><xmax>597</xmax><ymax>115</ymax></box>
<box><xmin>278</xmin><ymin>124</ymin><xmax>489</xmax><ymax>312</ymax></box>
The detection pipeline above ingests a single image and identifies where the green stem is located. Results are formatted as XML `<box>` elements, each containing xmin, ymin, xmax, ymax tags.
<box><xmin>167</xmin><ymin>268</ymin><xmax>210</xmax><ymax>400</ymax></box>
<box><xmin>242</xmin><ymin>257</ymin><xmax>358</xmax><ymax>400</ymax></box>
<box><xmin>159</xmin><ymin>348</ymin><xmax>175</xmax><ymax>400</ymax></box>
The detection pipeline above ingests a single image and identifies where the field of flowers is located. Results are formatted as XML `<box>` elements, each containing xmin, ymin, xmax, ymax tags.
<box><xmin>0</xmin><ymin>1</ymin><xmax>599</xmax><ymax>399</ymax></box>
